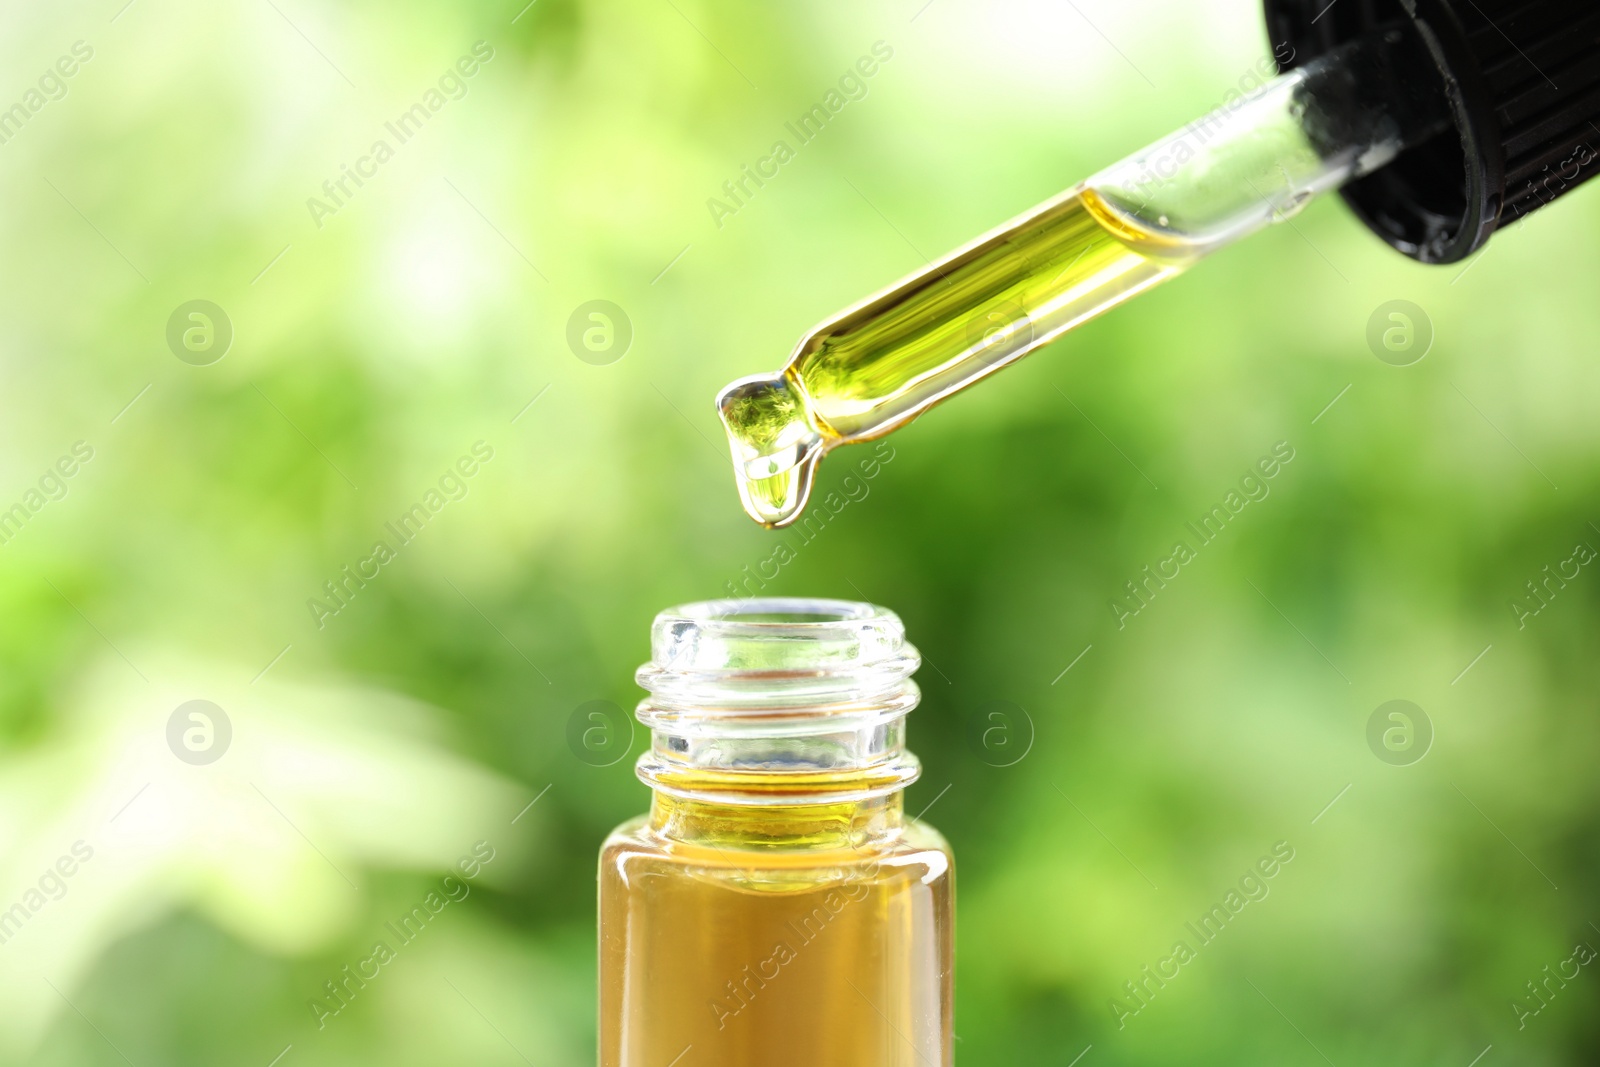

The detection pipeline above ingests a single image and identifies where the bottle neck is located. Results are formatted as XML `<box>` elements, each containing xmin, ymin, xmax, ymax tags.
<box><xmin>649</xmin><ymin>789</ymin><xmax>904</xmax><ymax>849</ymax></box>
<box><xmin>632</xmin><ymin>597</ymin><xmax>924</xmax><ymax>845</ymax></box>
<box><xmin>634</xmin><ymin>711</ymin><xmax>921</xmax><ymax>805</ymax></box>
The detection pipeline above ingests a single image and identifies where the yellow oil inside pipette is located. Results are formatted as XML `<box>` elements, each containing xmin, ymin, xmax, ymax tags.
<box><xmin>714</xmin><ymin>27</ymin><xmax>1454</xmax><ymax>528</ymax></box>
<box><xmin>717</xmin><ymin>186</ymin><xmax>1199</xmax><ymax>527</ymax></box>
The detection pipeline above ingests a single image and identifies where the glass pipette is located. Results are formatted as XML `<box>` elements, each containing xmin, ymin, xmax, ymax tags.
<box><xmin>716</xmin><ymin>29</ymin><xmax>1449</xmax><ymax>528</ymax></box>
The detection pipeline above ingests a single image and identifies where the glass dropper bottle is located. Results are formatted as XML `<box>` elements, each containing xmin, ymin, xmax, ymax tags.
<box><xmin>714</xmin><ymin>27</ymin><xmax>1452</xmax><ymax>528</ymax></box>
<box><xmin>599</xmin><ymin>598</ymin><xmax>953</xmax><ymax>1067</ymax></box>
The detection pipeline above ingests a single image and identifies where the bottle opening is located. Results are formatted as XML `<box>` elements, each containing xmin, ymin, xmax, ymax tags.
<box><xmin>635</xmin><ymin>597</ymin><xmax>923</xmax><ymax>804</ymax></box>
<box><xmin>663</xmin><ymin>596</ymin><xmax>881</xmax><ymax>625</ymax></box>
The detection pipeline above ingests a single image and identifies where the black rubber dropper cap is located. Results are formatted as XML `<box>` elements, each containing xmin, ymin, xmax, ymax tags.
<box><xmin>1264</xmin><ymin>0</ymin><xmax>1600</xmax><ymax>263</ymax></box>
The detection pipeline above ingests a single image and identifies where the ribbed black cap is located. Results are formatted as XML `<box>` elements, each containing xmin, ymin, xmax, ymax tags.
<box><xmin>1264</xmin><ymin>0</ymin><xmax>1600</xmax><ymax>263</ymax></box>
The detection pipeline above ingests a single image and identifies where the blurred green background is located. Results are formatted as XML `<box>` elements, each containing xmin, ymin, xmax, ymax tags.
<box><xmin>2</xmin><ymin>0</ymin><xmax>1597</xmax><ymax>1063</ymax></box>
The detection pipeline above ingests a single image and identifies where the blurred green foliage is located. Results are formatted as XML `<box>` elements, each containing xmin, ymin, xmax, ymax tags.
<box><xmin>0</xmin><ymin>0</ymin><xmax>1597</xmax><ymax>1064</ymax></box>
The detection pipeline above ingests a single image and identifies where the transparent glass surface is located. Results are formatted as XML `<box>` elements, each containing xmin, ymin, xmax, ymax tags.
<box><xmin>634</xmin><ymin>598</ymin><xmax>923</xmax><ymax>803</ymax></box>
<box><xmin>600</xmin><ymin>802</ymin><xmax>953</xmax><ymax>1067</ymax></box>
<box><xmin>716</xmin><ymin>31</ymin><xmax>1449</xmax><ymax>528</ymax></box>
<box><xmin>601</xmin><ymin>599</ymin><xmax>954</xmax><ymax>1067</ymax></box>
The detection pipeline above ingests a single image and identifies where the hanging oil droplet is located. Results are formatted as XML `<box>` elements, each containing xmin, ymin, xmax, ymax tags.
<box><xmin>717</xmin><ymin>374</ymin><xmax>826</xmax><ymax>527</ymax></box>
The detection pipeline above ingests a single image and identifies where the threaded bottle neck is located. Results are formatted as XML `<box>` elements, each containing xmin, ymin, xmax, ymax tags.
<box><xmin>633</xmin><ymin>598</ymin><xmax>923</xmax><ymax>806</ymax></box>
